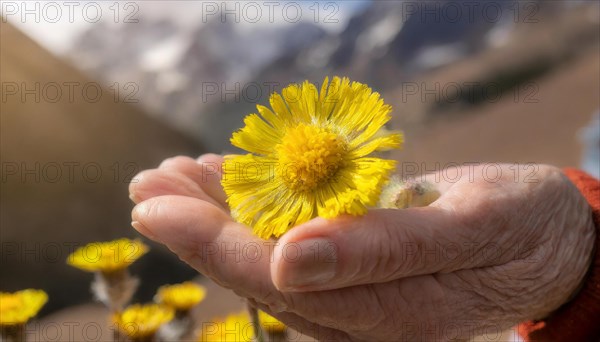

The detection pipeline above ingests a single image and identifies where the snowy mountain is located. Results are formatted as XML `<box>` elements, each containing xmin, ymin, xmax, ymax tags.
<box><xmin>64</xmin><ymin>0</ymin><xmax>592</xmax><ymax>150</ymax></box>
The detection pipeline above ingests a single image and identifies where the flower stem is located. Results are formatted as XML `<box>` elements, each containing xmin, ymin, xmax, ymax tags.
<box><xmin>247</xmin><ymin>301</ymin><xmax>264</xmax><ymax>342</ymax></box>
<box><xmin>1</xmin><ymin>324</ymin><xmax>25</xmax><ymax>342</ymax></box>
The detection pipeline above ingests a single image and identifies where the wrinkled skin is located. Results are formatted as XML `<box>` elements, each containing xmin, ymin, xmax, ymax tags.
<box><xmin>129</xmin><ymin>155</ymin><xmax>595</xmax><ymax>341</ymax></box>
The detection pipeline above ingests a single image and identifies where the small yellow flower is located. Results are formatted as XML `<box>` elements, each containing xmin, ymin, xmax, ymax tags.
<box><xmin>258</xmin><ymin>310</ymin><xmax>285</xmax><ymax>333</ymax></box>
<box><xmin>198</xmin><ymin>311</ymin><xmax>254</xmax><ymax>342</ymax></box>
<box><xmin>67</xmin><ymin>238</ymin><xmax>148</xmax><ymax>273</ymax></box>
<box><xmin>113</xmin><ymin>304</ymin><xmax>174</xmax><ymax>340</ymax></box>
<box><xmin>0</xmin><ymin>289</ymin><xmax>48</xmax><ymax>326</ymax></box>
<box><xmin>222</xmin><ymin>76</ymin><xmax>402</xmax><ymax>239</ymax></box>
<box><xmin>155</xmin><ymin>282</ymin><xmax>207</xmax><ymax>312</ymax></box>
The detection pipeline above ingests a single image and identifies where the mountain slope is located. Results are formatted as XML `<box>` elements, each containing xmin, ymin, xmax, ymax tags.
<box><xmin>1</xmin><ymin>21</ymin><xmax>202</xmax><ymax>312</ymax></box>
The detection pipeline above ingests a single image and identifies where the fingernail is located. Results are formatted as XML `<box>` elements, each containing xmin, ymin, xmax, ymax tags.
<box><xmin>129</xmin><ymin>193</ymin><xmax>140</xmax><ymax>203</ymax></box>
<box><xmin>130</xmin><ymin>171</ymin><xmax>144</xmax><ymax>185</ymax></box>
<box><xmin>131</xmin><ymin>220</ymin><xmax>156</xmax><ymax>240</ymax></box>
<box><xmin>277</xmin><ymin>237</ymin><xmax>338</xmax><ymax>291</ymax></box>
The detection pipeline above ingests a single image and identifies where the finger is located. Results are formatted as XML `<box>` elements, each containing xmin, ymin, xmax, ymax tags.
<box><xmin>158</xmin><ymin>155</ymin><xmax>228</xmax><ymax>208</ymax></box>
<box><xmin>270</xmin><ymin>164</ymin><xmax>522</xmax><ymax>292</ymax></box>
<box><xmin>271</xmin><ymin>206</ymin><xmax>492</xmax><ymax>292</ymax></box>
<box><xmin>128</xmin><ymin>168</ymin><xmax>224</xmax><ymax>209</ymax></box>
<box><xmin>131</xmin><ymin>195</ymin><xmax>284</xmax><ymax>306</ymax></box>
<box><xmin>130</xmin><ymin>196</ymin><xmax>407</xmax><ymax>332</ymax></box>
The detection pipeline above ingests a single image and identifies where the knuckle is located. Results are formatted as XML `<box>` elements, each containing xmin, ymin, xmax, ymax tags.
<box><xmin>159</xmin><ymin>155</ymin><xmax>194</xmax><ymax>168</ymax></box>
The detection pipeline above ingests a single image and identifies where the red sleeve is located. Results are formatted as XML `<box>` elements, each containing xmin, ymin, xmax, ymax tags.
<box><xmin>517</xmin><ymin>168</ymin><xmax>600</xmax><ymax>341</ymax></box>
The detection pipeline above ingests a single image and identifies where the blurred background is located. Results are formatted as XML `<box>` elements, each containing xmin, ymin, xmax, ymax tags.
<box><xmin>1</xmin><ymin>0</ymin><xmax>599</xmax><ymax>339</ymax></box>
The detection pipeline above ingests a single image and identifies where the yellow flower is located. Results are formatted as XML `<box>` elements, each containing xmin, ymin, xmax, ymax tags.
<box><xmin>113</xmin><ymin>304</ymin><xmax>174</xmax><ymax>340</ymax></box>
<box><xmin>67</xmin><ymin>238</ymin><xmax>148</xmax><ymax>273</ymax></box>
<box><xmin>258</xmin><ymin>310</ymin><xmax>285</xmax><ymax>333</ymax></box>
<box><xmin>155</xmin><ymin>282</ymin><xmax>207</xmax><ymax>311</ymax></box>
<box><xmin>222</xmin><ymin>77</ymin><xmax>402</xmax><ymax>238</ymax></box>
<box><xmin>0</xmin><ymin>289</ymin><xmax>48</xmax><ymax>326</ymax></box>
<box><xmin>198</xmin><ymin>311</ymin><xmax>254</xmax><ymax>342</ymax></box>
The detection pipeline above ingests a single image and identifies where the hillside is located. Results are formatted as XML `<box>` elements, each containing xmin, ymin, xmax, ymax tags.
<box><xmin>388</xmin><ymin>50</ymin><xmax>600</xmax><ymax>169</ymax></box>
<box><xmin>1</xmin><ymin>21</ymin><xmax>203</xmax><ymax>312</ymax></box>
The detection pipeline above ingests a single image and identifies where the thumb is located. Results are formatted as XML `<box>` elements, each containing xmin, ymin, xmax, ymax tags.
<box><xmin>271</xmin><ymin>206</ymin><xmax>484</xmax><ymax>292</ymax></box>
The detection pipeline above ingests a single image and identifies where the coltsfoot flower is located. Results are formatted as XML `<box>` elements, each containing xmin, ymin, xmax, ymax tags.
<box><xmin>113</xmin><ymin>304</ymin><xmax>174</xmax><ymax>342</ymax></box>
<box><xmin>222</xmin><ymin>77</ymin><xmax>402</xmax><ymax>238</ymax></box>
<box><xmin>67</xmin><ymin>238</ymin><xmax>148</xmax><ymax>273</ymax></box>
<box><xmin>155</xmin><ymin>281</ymin><xmax>206</xmax><ymax>312</ymax></box>
<box><xmin>0</xmin><ymin>289</ymin><xmax>48</xmax><ymax>342</ymax></box>
<box><xmin>67</xmin><ymin>238</ymin><xmax>148</xmax><ymax>312</ymax></box>
<box><xmin>197</xmin><ymin>311</ymin><xmax>254</xmax><ymax>342</ymax></box>
<box><xmin>155</xmin><ymin>282</ymin><xmax>207</xmax><ymax>341</ymax></box>
<box><xmin>0</xmin><ymin>289</ymin><xmax>47</xmax><ymax>326</ymax></box>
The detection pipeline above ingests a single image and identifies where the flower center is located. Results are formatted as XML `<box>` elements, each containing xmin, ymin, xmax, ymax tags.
<box><xmin>276</xmin><ymin>124</ymin><xmax>346</xmax><ymax>191</ymax></box>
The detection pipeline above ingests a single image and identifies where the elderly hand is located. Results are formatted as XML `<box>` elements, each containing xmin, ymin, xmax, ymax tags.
<box><xmin>129</xmin><ymin>155</ymin><xmax>595</xmax><ymax>341</ymax></box>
